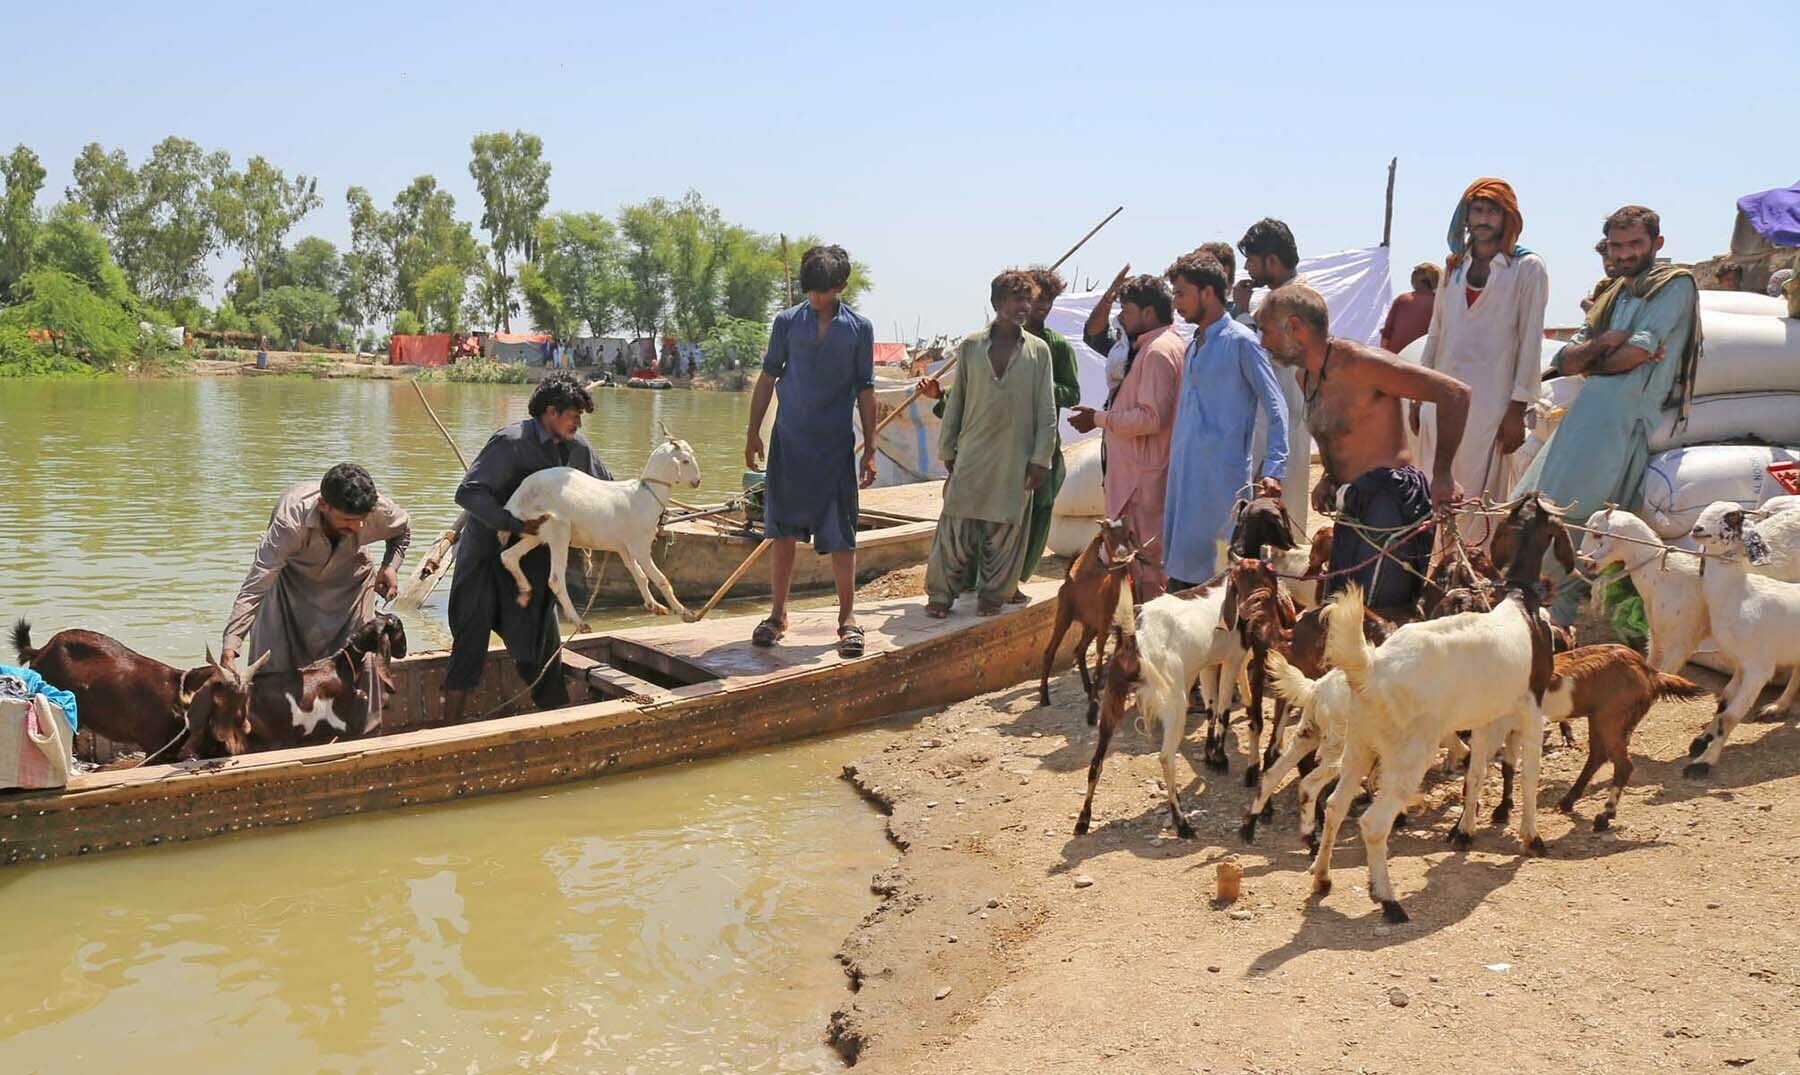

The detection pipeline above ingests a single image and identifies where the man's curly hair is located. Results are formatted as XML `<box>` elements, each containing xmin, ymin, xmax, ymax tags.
<box><xmin>528</xmin><ymin>370</ymin><xmax>595</xmax><ymax>418</ymax></box>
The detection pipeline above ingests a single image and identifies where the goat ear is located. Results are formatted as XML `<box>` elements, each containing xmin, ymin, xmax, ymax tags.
<box><xmin>1220</xmin><ymin>572</ymin><xmax>1241</xmax><ymax>631</ymax></box>
<box><xmin>1553</xmin><ymin>525</ymin><xmax>1576</xmax><ymax>574</ymax></box>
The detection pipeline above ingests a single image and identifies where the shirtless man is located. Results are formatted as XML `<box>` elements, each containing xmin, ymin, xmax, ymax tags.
<box><xmin>1255</xmin><ymin>283</ymin><xmax>1472</xmax><ymax>613</ymax></box>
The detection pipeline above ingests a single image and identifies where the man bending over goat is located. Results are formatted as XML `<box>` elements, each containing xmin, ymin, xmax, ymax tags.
<box><xmin>443</xmin><ymin>372</ymin><xmax>614</xmax><ymax>722</ymax></box>
<box><xmin>222</xmin><ymin>462</ymin><xmax>410</xmax><ymax>680</ymax></box>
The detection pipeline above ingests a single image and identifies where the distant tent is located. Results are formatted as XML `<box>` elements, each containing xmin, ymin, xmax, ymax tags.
<box><xmin>389</xmin><ymin>334</ymin><xmax>452</xmax><ymax>366</ymax></box>
<box><xmin>873</xmin><ymin>342</ymin><xmax>909</xmax><ymax>366</ymax></box>
<box><xmin>1736</xmin><ymin>181</ymin><xmax>1800</xmax><ymax>249</ymax></box>
<box><xmin>488</xmin><ymin>332</ymin><xmax>552</xmax><ymax>364</ymax></box>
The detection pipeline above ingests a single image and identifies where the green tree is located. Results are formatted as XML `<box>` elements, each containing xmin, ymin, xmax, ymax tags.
<box><xmin>778</xmin><ymin>233</ymin><xmax>874</xmax><ymax>308</ymax></box>
<box><xmin>720</xmin><ymin>228</ymin><xmax>784</xmax><ymax>322</ymax></box>
<box><xmin>343</xmin><ymin>177</ymin><xmax>481</xmax><ymax>328</ymax></box>
<box><xmin>32</xmin><ymin>204</ymin><xmax>132</xmax><ymax>306</ymax></box>
<box><xmin>391</xmin><ymin>309</ymin><xmax>424</xmax><ymax>336</ymax></box>
<box><xmin>618</xmin><ymin>199</ymin><xmax>672</xmax><ymax>341</ymax></box>
<box><xmin>68</xmin><ymin>137</ymin><xmax>229</xmax><ymax>304</ymax></box>
<box><xmin>345</xmin><ymin>185</ymin><xmax>396</xmax><ymax>324</ymax></box>
<box><xmin>414</xmin><ymin>263</ymin><xmax>467</xmax><ymax>332</ymax></box>
<box><xmin>214</xmin><ymin>156</ymin><xmax>321</xmax><ymax>296</ymax></box>
<box><xmin>0</xmin><ymin>270</ymin><xmax>141</xmax><ymax>364</ymax></box>
<box><xmin>470</xmin><ymin>262</ymin><xmax>516</xmax><ymax>332</ymax></box>
<box><xmin>467</xmin><ymin>130</ymin><xmax>551</xmax><ymax>333</ymax></box>
<box><xmin>250</xmin><ymin>285</ymin><xmax>339</xmax><ymax>345</ymax></box>
<box><xmin>699</xmin><ymin>316</ymin><xmax>771</xmax><ymax>378</ymax></box>
<box><xmin>663</xmin><ymin>191</ymin><xmax>729</xmax><ymax>340</ymax></box>
<box><xmin>0</xmin><ymin>145</ymin><xmax>46</xmax><ymax>299</ymax></box>
<box><xmin>534</xmin><ymin>211</ymin><xmax>628</xmax><ymax>337</ymax></box>
<box><xmin>279</xmin><ymin>236</ymin><xmax>347</xmax><ymax>295</ymax></box>
<box><xmin>518</xmin><ymin>262</ymin><xmax>573</xmax><ymax>339</ymax></box>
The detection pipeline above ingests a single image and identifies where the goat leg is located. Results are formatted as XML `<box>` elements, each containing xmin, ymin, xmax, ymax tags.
<box><xmin>1039</xmin><ymin>599</ymin><xmax>1075</xmax><ymax>708</ymax></box>
<box><xmin>1074</xmin><ymin>701</ymin><xmax>1119</xmax><ymax>836</ymax></box>
<box><xmin>1243</xmin><ymin>649</ymin><xmax>1267</xmax><ymax>788</ymax></box>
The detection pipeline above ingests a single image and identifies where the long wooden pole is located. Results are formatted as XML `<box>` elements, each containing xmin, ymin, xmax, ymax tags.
<box><xmin>412</xmin><ymin>378</ymin><xmax>470</xmax><ymax>471</ymax></box>
<box><xmin>1381</xmin><ymin>157</ymin><xmax>1397</xmax><ymax>248</ymax></box>
<box><xmin>690</xmin><ymin>538</ymin><xmax>772</xmax><ymax>621</ymax></box>
<box><xmin>409</xmin><ymin>379</ymin><xmax>470</xmax><ymax>600</ymax></box>
<box><xmin>694</xmin><ymin>209</ymin><xmax>1127</xmax><ymax>623</ymax></box>
<box><xmin>869</xmin><ymin>205</ymin><xmax>1123</xmax><ymax>439</ymax></box>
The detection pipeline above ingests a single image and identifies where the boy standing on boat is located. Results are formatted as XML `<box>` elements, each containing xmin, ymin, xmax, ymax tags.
<box><xmin>222</xmin><ymin>463</ymin><xmax>411</xmax><ymax>676</ymax></box>
<box><xmin>743</xmin><ymin>244</ymin><xmax>878</xmax><ymax>656</ymax></box>
<box><xmin>441</xmin><ymin>372</ymin><xmax>613</xmax><ymax>721</ymax></box>
<box><xmin>1412</xmin><ymin>178</ymin><xmax>1548</xmax><ymax>516</ymax></box>
<box><xmin>925</xmin><ymin>271</ymin><xmax>1057</xmax><ymax>617</ymax></box>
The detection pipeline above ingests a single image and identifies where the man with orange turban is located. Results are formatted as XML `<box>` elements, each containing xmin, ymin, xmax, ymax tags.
<box><xmin>1410</xmin><ymin>177</ymin><xmax>1548</xmax><ymax>516</ymax></box>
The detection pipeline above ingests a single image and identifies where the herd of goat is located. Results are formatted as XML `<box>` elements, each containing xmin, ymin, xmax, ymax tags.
<box><xmin>1045</xmin><ymin>491</ymin><xmax>1800</xmax><ymax>923</ymax></box>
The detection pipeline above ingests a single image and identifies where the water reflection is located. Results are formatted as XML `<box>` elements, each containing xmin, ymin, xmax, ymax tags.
<box><xmin>0</xmin><ymin>734</ymin><xmax>891</xmax><ymax>1074</ymax></box>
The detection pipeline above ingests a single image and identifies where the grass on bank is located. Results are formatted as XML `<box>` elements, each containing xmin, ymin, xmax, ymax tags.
<box><xmin>416</xmin><ymin>359</ymin><xmax>528</xmax><ymax>384</ymax></box>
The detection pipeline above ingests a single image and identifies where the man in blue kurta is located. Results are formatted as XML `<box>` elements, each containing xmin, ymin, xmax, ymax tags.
<box><xmin>1163</xmin><ymin>250</ymin><xmax>1290</xmax><ymax>588</ymax></box>
<box><xmin>1512</xmin><ymin>205</ymin><xmax>1701</xmax><ymax>625</ymax></box>
<box><xmin>744</xmin><ymin>244</ymin><xmax>878</xmax><ymax>656</ymax></box>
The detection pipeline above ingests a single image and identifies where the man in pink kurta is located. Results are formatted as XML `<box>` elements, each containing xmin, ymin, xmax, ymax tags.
<box><xmin>1069</xmin><ymin>275</ymin><xmax>1184</xmax><ymax>598</ymax></box>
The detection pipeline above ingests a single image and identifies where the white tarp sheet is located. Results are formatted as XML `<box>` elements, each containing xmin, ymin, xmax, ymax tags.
<box><xmin>1043</xmin><ymin>245</ymin><xmax>1393</xmax><ymax>443</ymax></box>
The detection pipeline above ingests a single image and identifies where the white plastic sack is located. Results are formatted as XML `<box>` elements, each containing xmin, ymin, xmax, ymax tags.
<box><xmin>1048</xmin><ymin>515</ymin><xmax>1101</xmax><ymax>559</ymax></box>
<box><xmin>1699</xmin><ymin>290</ymin><xmax>1790</xmax><ymax>317</ymax></box>
<box><xmin>1690</xmin><ymin>310</ymin><xmax>1800</xmax><ymax>397</ymax></box>
<box><xmin>1650</xmin><ymin>392</ymin><xmax>1800</xmax><ymax>452</ymax></box>
<box><xmin>0</xmin><ymin>696</ymin><xmax>73</xmax><ymax>790</ymax></box>
<box><xmin>1053</xmin><ymin>436</ymin><xmax>1104</xmax><ymax>518</ymax></box>
<box><xmin>1640</xmin><ymin>444</ymin><xmax>1800</xmax><ymax>538</ymax></box>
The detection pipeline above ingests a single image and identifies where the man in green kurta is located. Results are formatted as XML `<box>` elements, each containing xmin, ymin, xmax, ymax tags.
<box><xmin>1512</xmin><ymin>205</ymin><xmax>1701</xmax><ymax>625</ymax></box>
<box><xmin>921</xmin><ymin>267</ymin><xmax>1081</xmax><ymax>597</ymax></box>
<box><xmin>925</xmin><ymin>271</ymin><xmax>1057</xmax><ymax>616</ymax></box>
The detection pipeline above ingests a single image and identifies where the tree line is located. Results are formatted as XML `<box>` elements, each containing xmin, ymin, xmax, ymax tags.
<box><xmin>0</xmin><ymin>131</ymin><xmax>870</xmax><ymax>371</ymax></box>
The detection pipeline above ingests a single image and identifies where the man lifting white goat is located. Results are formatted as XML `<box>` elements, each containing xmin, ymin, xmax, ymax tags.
<box><xmin>498</xmin><ymin>429</ymin><xmax>704</xmax><ymax>626</ymax></box>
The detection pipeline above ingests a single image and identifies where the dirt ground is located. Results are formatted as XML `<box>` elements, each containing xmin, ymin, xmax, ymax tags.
<box><xmin>829</xmin><ymin>585</ymin><xmax>1800</xmax><ymax>1073</ymax></box>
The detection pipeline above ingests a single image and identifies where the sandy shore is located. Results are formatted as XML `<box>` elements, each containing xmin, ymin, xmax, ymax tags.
<box><xmin>827</xmin><ymin>586</ymin><xmax>1800</xmax><ymax>1072</ymax></box>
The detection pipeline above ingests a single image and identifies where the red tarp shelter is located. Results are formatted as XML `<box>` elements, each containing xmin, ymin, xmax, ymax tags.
<box><xmin>874</xmin><ymin>342</ymin><xmax>909</xmax><ymax>365</ymax></box>
<box><xmin>389</xmin><ymin>334</ymin><xmax>453</xmax><ymax>366</ymax></box>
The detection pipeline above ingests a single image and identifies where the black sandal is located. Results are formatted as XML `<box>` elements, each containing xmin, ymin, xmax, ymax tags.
<box><xmin>837</xmin><ymin>623</ymin><xmax>866</xmax><ymax>658</ymax></box>
<box><xmin>752</xmin><ymin>617</ymin><xmax>786</xmax><ymax>647</ymax></box>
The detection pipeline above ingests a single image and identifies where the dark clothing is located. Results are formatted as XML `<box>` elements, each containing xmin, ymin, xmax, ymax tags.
<box><xmin>1324</xmin><ymin>465</ymin><xmax>1433</xmax><ymax>611</ymax></box>
<box><xmin>761</xmin><ymin>301</ymin><xmax>875</xmax><ymax>554</ymax></box>
<box><xmin>446</xmin><ymin>419</ymin><xmax>613</xmax><ymax>704</ymax></box>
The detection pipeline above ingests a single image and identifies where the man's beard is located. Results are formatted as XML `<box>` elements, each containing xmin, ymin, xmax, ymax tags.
<box><xmin>1266</xmin><ymin>343</ymin><xmax>1304</xmax><ymax>368</ymax></box>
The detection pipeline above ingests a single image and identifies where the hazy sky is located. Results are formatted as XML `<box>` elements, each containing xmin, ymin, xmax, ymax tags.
<box><xmin>7</xmin><ymin>1</ymin><xmax>1786</xmax><ymax>339</ymax></box>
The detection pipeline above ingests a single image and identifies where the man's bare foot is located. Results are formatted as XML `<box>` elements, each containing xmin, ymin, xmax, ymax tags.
<box><xmin>977</xmin><ymin>600</ymin><xmax>1003</xmax><ymax>616</ymax></box>
<box><xmin>1007</xmin><ymin>590</ymin><xmax>1030</xmax><ymax>605</ymax></box>
<box><xmin>925</xmin><ymin>602</ymin><xmax>951</xmax><ymax>619</ymax></box>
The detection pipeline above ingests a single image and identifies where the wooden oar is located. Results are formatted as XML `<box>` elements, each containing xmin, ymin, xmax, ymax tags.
<box><xmin>867</xmin><ymin>205</ymin><xmax>1124</xmax><ymax>440</ymax></box>
<box><xmin>689</xmin><ymin>538</ymin><xmax>772</xmax><ymax>622</ymax></box>
<box><xmin>407</xmin><ymin>379</ymin><xmax>470</xmax><ymax>605</ymax></box>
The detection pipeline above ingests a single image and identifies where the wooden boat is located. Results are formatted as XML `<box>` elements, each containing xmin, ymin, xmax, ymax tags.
<box><xmin>567</xmin><ymin>481</ymin><xmax>944</xmax><ymax>608</ymax></box>
<box><xmin>1</xmin><ymin>583</ymin><xmax>1071</xmax><ymax>867</ymax></box>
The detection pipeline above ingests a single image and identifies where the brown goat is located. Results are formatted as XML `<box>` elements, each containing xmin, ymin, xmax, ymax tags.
<box><xmin>1039</xmin><ymin>518</ymin><xmax>1147</xmax><ymax>725</ymax></box>
<box><xmin>12</xmin><ymin>618</ymin><xmax>265</xmax><ymax>760</ymax></box>
<box><xmin>190</xmin><ymin>615</ymin><xmax>409</xmax><ymax>756</ymax></box>
<box><xmin>1542</xmin><ymin>644</ymin><xmax>1708</xmax><ymax>831</ymax></box>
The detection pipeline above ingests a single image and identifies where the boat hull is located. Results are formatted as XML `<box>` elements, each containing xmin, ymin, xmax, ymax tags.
<box><xmin>1</xmin><ymin>583</ymin><xmax>1070</xmax><ymax>866</ymax></box>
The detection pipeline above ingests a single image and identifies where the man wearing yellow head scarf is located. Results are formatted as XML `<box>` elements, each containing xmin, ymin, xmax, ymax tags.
<box><xmin>1412</xmin><ymin>177</ymin><xmax>1548</xmax><ymax>520</ymax></box>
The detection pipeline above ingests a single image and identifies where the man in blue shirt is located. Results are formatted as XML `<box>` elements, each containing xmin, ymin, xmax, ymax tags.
<box><xmin>1163</xmin><ymin>251</ymin><xmax>1290</xmax><ymax>588</ymax></box>
<box><xmin>744</xmin><ymin>245</ymin><xmax>878</xmax><ymax>656</ymax></box>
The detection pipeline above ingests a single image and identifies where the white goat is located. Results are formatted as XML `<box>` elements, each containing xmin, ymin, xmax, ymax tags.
<box><xmin>1578</xmin><ymin>508</ymin><xmax>1710</xmax><ymax>673</ymax></box>
<box><xmin>1267</xmin><ymin>583</ymin><xmax>1549</xmax><ymax>923</ymax></box>
<box><xmin>1683</xmin><ymin>501</ymin><xmax>1800</xmax><ymax>776</ymax></box>
<box><xmin>1743</xmin><ymin>496</ymin><xmax>1800</xmax><ymax>581</ymax></box>
<box><xmin>1077</xmin><ymin>578</ymin><xmax>1246</xmax><ymax>838</ymax></box>
<box><xmin>499</xmin><ymin>437</ymin><xmax>703</xmax><ymax>625</ymax></box>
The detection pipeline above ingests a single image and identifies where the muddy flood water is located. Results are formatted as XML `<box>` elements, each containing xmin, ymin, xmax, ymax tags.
<box><xmin>0</xmin><ymin>378</ymin><xmax>897</xmax><ymax>1074</ymax></box>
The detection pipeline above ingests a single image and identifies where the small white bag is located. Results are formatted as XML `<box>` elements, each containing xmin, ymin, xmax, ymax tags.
<box><xmin>0</xmin><ymin>695</ymin><xmax>75</xmax><ymax>790</ymax></box>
